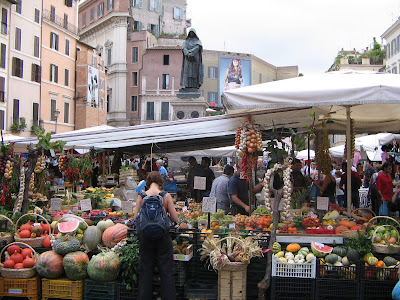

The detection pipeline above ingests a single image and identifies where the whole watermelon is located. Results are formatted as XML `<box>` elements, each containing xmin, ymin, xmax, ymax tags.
<box><xmin>82</xmin><ymin>226</ymin><xmax>102</xmax><ymax>251</ymax></box>
<box><xmin>87</xmin><ymin>251</ymin><xmax>120</xmax><ymax>281</ymax></box>
<box><xmin>36</xmin><ymin>250</ymin><xmax>64</xmax><ymax>279</ymax></box>
<box><xmin>53</xmin><ymin>235</ymin><xmax>81</xmax><ymax>255</ymax></box>
<box><xmin>63</xmin><ymin>251</ymin><xmax>89</xmax><ymax>280</ymax></box>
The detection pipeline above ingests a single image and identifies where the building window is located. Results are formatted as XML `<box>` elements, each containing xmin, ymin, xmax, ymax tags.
<box><xmin>50</xmin><ymin>99</ymin><xmax>57</xmax><ymax>121</ymax></box>
<box><xmin>31</xmin><ymin>63</ymin><xmax>41</xmax><ymax>83</ymax></box>
<box><xmin>0</xmin><ymin>110</ymin><xmax>4</xmax><ymax>130</ymax></box>
<box><xmin>0</xmin><ymin>77</ymin><xmax>4</xmax><ymax>102</ymax></box>
<box><xmin>176</xmin><ymin>111</ymin><xmax>184</xmax><ymax>119</ymax></box>
<box><xmin>50</xmin><ymin>64</ymin><xmax>58</xmax><ymax>83</ymax></box>
<box><xmin>100</xmin><ymin>78</ymin><xmax>104</xmax><ymax>91</ymax></box>
<box><xmin>392</xmin><ymin>67</ymin><xmax>398</xmax><ymax>74</ymax></box>
<box><xmin>34</xmin><ymin>8</ymin><xmax>40</xmax><ymax>23</ymax></box>
<box><xmin>162</xmin><ymin>74</ymin><xmax>169</xmax><ymax>89</ymax></box>
<box><xmin>90</xmin><ymin>8</ymin><xmax>94</xmax><ymax>21</ymax></box>
<box><xmin>161</xmin><ymin>102</ymin><xmax>169</xmax><ymax>120</ymax></box>
<box><xmin>97</xmin><ymin>3</ymin><xmax>104</xmax><ymax>17</ymax></box>
<box><xmin>100</xmin><ymin>97</ymin><xmax>104</xmax><ymax>109</ymax></box>
<box><xmin>107</xmin><ymin>92</ymin><xmax>110</xmax><ymax>112</ymax></box>
<box><xmin>65</xmin><ymin>0</ymin><xmax>73</xmax><ymax>7</ymax></box>
<box><xmin>15</xmin><ymin>28</ymin><xmax>21</xmax><ymax>51</ymax></box>
<box><xmin>13</xmin><ymin>99</ymin><xmax>19</xmax><ymax>125</ymax></box>
<box><xmin>50</xmin><ymin>32</ymin><xmax>59</xmax><ymax>50</ymax></box>
<box><xmin>107</xmin><ymin>0</ymin><xmax>113</xmax><ymax>10</ymax></box>
<box><xmin>64</xmin><ymin>102</ymin><xmax>69</xmax><ymax>123</ymax></box>
<box><xmin>133</xmin><ymin>0</ymin><xmax>143</xmax><ymax>8</ymax></box>
<box><xmin>12</xmin><ymin>57</ymin><xmax>23</xmax><ymax>78</ymax></box>
<box><xmin>132</xmin><ymin>72</ymin><xmax>138</xmax><ymax>86</ymax></box>
<box><xmin>63</xmin><ymin>13</ymin><xmax>68</xmax><ymax>29</ymax></box>
<box><xmin>107</xmin><ymin>48</ymin><xmax>111</xmax><ymax>66</ymax></box>
<box><xmin>163</xmin><ymin>55</ymin><xmax>169</xmax><ymax>65</ymax></box>
<box><xmin>50</xmin><ymin>5</ymin><xmax>55</xmax><ymax>22</ymax></box>
<box><xmin>208</xmin><ymin>92</ymin><xmax>217</xmax><ymax>103</ymax></box>
<box><xmin>133</xmin><ymin>21</ymin><xmax>142</xmax><ymax>30</ymax></box>
<box><xmin>191</xmin><ymin>111</ymin><xmax>199</xmax><ymax>118</ymax></box>
<box><xmin>392</xmin><ymin>39</ymin><xmax>396</xmax><ymax>57</ymax></box>
<box><xmin>173</xmin><ymin>7</ymin><xmax>184</xmax><ymax>19</ymax></box>
<box><xmin>146</xmin><ymin>102</ymin><xmax>154</xmax><ymax>120</ymax></box>
<box><xmin>387</xmin><ymin>44</ymin><xmax>391</xmax><ymax>59</ymax></box>
<box><xmin>0</xmin><ymin>44</ymin><xmax>6</xmax><ymax>69</ymax></box>
<box><xmin>65</xmin><ymin>39</ymin><xmax>70</xmax><ymax>56</ymax></box>
<box><xmin>162</xmin><ymin>4</ymin><xmax>164</xmax><ymax>16</ymax></box>
<box><xmin>208</xmin><ymin>66</ymin><xmax>218</xmax><ymax>78</ymax></box>
<box><xmin>32</xmin><ymin>103</ymin><xmax>39</xmax><ymax>126</ymax></box>
<box><xmin>132</xmin><ymin>47</ymin><xmax>138</xmax><ymax>63</ymax></box>
<box><xmin>16</xmin><ymin>0</ymin><xmax>22</xmax><ymax>14</ymax></box>
<box><xmin>131</xmin><ymin>96</ymin><xmax>137</xmax><ymax>111</ymax></box>
<box><xmin>259</xmin><ymin>73</ymin><xmax>262</xmax><ymax>83</ymax></box>
<box><xmin>64</xmin><ymin>69</ymin><xmax>69</xmax><ymax>86</ymax></box>
<box><xmin>147</xmin><ymin>23</ymin><xmax>159</xmax><ymax>36</ymax></box>
<box><xmin>33</xmin><ymin>36</ymin><xmax>39</xmax><ymax>58</ymax></box>
<box><xmin>1</xmin><ymin>8</ymin><xmax>7</xmax><ymax>35</ymax></box>
<box><xmin>149</xmin><ymin>0</ymin><xmax>160</xmax><ymax>12</ymax></box>
<box><xmin>82</xmin><ymin>13</ymin><xmax>86</xmax><ymax>26</ymax></box>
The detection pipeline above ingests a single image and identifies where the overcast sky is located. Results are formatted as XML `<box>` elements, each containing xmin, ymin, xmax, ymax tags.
<box><xmin>186</xmin><ymin>0</ymin><xmax>400</xmax><ymax>75</ymax></box>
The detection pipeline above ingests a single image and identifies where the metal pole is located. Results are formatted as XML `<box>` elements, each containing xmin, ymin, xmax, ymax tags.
<box><xmin>346</xmin><ymin>106</ymin><xmax>352</xmax><ymax>216</ymax></box>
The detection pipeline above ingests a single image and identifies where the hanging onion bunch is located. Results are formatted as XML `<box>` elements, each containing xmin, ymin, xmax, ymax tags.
<box><xmin>315</xmin><ymin>121</ymin><xmax>332</xmax><ymax>175</ymax></box>
<box><xmin>34</xmin><ymin>155</ymin><xmax>46</xmax><ymax>173</ymax></box>
<box><xmin>29</xmin><ymin>175</ymin><xmax>35</xmax><ymax>193</ymax></box>
<box><xmin>235</xmin><ymin>126</ymin><xmax>263</xmax><ymax>156</ymax></box>
<box><xmin>58</xmin><ymin>154</ymin><xmax>69</xmax><ymax>171</ymax></box>
<box><xmin>4</xmin><ymin>160</ymin><xmax>14</xmax><ymax>179</ymax></box>
<box><xmin>263</xmin><ymin>163</ymin><xmax>293</xmax><ymax>221</ymax></box>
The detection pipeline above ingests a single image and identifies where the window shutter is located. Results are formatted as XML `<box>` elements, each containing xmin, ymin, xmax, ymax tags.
<box><xmin>139</xmin><ymin>0</ymin><xmax>143</xmax><ymax>8</ymax></box>
<box><xmin>155</xmin><ymin>0</ymin><xmax>160</xmax><ymax>12</ymax></box>
<box><xmin>1</xmin><ymin>44</ymin><xmax>6</xmax><ymax>68</ymax></box>
<box><xmin>0</xmin><ymin>110</ymin><xmax>4</xmax><ymax>130</ymax></box>
<box><xmin>19</xmin><ymin>59</ymin><xmax>23</xmax><ymax>78</ymax></box>
<box><xmin>180</xmin><ymin>7</ymin><xmax>184</xmax><ymax>19</ymax></box>
<box><xmin>31</xmin><ymin>63</ymin><xmax>34</xmax><ymax>81</ymax></box>
<box><xmin>55</xmin><ymin>65</ymin><xmax>58</xmax><ymax>83</ymax></box>
<box><xmin>55</xmin><ymin>34</ymin><xmax>58</xmax><ymax>51</ymax></box>
<box><xmin>38</xmin><ymin>65</ymin><xmax>41</xmax><ymax>81</ymax></box>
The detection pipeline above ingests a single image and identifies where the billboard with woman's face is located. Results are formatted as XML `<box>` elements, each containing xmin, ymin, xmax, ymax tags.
<box><xmin>218</xmin><ymin>57</ymin><xmax>251</xmax><ymax>106</ymax></box>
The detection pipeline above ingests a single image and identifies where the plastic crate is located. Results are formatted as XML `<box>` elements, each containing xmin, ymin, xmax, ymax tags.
<box><xmin>0</xmin><ymin>276</ymin><xmax>41</xmax><ymax>300</ymax></box>
<box><xmin>42</xmin><ymin>278</ymin><xmax>83</xmax><ymax>300</ymax></box>
<box><xmin>272</xmin><ymin>255</ymin><xmax>317</xmax><ymax>278</ymax></box>
<box><xmin>184</xmin><ymin>280</ymin><xmax>217</xmax><ymax>299</ymax></box>
<box><xmin>317</xmin><ymin>259</ymin><xmax>359</xmax><ymax>280</ymax></box>
<box><xmin>117</xmin><ymin>283</ymin><xmax>137</xmax><ymax>300</ymax></box>
<box><xmin>360</xmin><ymin>264</ymin><xmax>398</xmax><ymax>281</ymax></box>
<box><xmin>84</xmin><ymin>279</ymin><xmax>117</xmax><ymax>300</ymax></box>
<box><xmin>175</xmin><ymin>261</ymin><xmax>186</xmax><ymax>287</ymax></box>
<box><xmin>271</xmin><ymin>277</ymin><xmax>315</xmax><ymax>300</ymax></box>
<box><xmin>360</xmin><ymin>279</ymin><xmax>397</xmax><ymax>300</ymax></box>
<box><xmin>315</xmin><ymin>278</ymin><xmax>358</xmax><ymax>299</ymax></box>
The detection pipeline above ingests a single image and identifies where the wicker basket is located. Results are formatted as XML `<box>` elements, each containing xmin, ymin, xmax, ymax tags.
<box><xmin>0</xmin><ymin>242</ymin><xmax>38</xmax><ymax>278</ymax></box>
<box><xmin>0</xmin><ymin>215</ymin><xmax>14</xmax><ymax>245</ymax></box>
<box><xmin>14</xmin><ymin>213</ymin><xmax>52</xmax><ymax>248</ymax></box>
<box><xmin>342</xmin><ymin>227</ymin><xmax>366</xmax><ymax>238</ymax></box>
<box><xmin>367</xmin><ymin>216</ymin><xmax>400</xmax><ymax>228</ymax></box>
<box><xmin>353</xmin><ymin>208</ymin><xmax>376</xmax><ymax>218</ymax></box>
<box><xmin>371</xmin><ymin>225</ymin><xmax>400</xmax><ymax>254</ymax></box>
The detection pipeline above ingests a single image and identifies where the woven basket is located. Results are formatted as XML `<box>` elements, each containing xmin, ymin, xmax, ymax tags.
<box><xmin>0</xmin><ymin>242</ymin><xmax>38</xmax><ymax>278</ymax></box>
<box><xmin>367</xmin><ymin>216</ymin><xmax>400</xmax><ymax>228</ymax></box>
<box><xmin>342</xmin><ymin>227</ymin><xmax>366</xmax><ymax>238</ymax></box>
<box><xmin>353</xmin><ymin>207</ymin><xmax>376</xmax><ymax>218</ymax></box>
<box><xmin>371</xmin><ymin>225</ymin><xmax>400</xmax><ymax>254</ymax></box>
<box><xmin>0</xmin><ymin>214</ymin><xmax>14</xmax><ymax>245</ymax></box>
<box><xmin>14</xmin><ymin>213</ymin><xmax>52</xmax><ymax>248</ymax></box>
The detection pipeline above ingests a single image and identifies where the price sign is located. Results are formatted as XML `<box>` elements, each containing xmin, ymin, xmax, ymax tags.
<box><xmin>202</xmin><ymin>197</ymin><xmax>217</xmax><ymax>213</ymax></box>
<box><xmin>50</xmin><ymin>198</ymin><xmax>62</xmax><ymax>212</ymax></box>
<box><xmin>194</xmin><ymin>176</ymin><xmax>206</xmax><ymax>190</ymax></box>
<box><xmin>80</xmin><ymin>199</ymin><xmax>92</xmax><ymax>211</ymax></box>
<box><xmin>229</xmin><ymin>223</ymin><xmax>236</xmax><ymax>229</ymax></box>
<box><xmin>317</xmin><ymin>196</ymin><xmax>330</xmax><ymax>211</ymax></box>
<box><xmin>121</xmin><ymin>201</ymin><xmax>133</xmax><ymax>214</ymax></box>
<box><xmin>278</xmin><ymin>198</ymin><xmax>285</xmax><ymax>211</ymax></box>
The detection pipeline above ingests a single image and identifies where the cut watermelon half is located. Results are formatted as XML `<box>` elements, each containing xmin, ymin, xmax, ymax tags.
<box><xmin>311</xmin><ymin>241</ymin><xmax>333</xmax><ymax>257</ymax></box>
<box><xmin>58</xmin><ymin>220</ymin><xmax>80</xmax><ymax>233</ymax></box>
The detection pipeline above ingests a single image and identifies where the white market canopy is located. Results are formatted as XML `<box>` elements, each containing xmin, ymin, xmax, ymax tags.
<box><xmin>223</xmin><ymin>69</ymin><xmax>400</xmax><ymax>133</ymax></box>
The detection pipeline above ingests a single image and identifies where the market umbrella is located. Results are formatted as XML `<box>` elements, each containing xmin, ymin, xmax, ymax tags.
<box><xmin>295</xmin><ymin>149</ymin><xmax>315</xmax><ymax>160</ymax></box>
<box><xmin>223</xmin><ymin>69</ymin><xmax>400</xmax><ymax>214</ymax></box>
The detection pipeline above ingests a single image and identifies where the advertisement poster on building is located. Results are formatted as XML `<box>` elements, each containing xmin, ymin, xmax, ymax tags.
<box><xmin>218</xmin><ymin>57</ymin><xmax>251</xmax><ymax>106</ymax></box>
<box><xmin>87</xmin><ymin>66</ymin><xmax>99</xmax><ymax>107</ymax></box>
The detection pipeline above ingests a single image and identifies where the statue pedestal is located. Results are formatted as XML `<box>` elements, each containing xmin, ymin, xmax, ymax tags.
<box><xmin>176</xmin><ymin>88</ymin><xmax>201</xmax><ymax>99</ymax></box>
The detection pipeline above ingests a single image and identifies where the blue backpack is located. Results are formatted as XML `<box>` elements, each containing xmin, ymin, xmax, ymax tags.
<box><xmin>135</xmin><ymin>191</ymin><xmax>172</xmax><ymax>239</ymax></box>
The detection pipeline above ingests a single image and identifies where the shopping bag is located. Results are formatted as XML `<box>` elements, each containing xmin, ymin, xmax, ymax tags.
<box><xmin>379</xmin><ymin>201</ymin><xmax>389</xmax><ymax>216</ymax></box>
<box><xmin>309</xmin><ymin>183</ymin><xmax>320</xmax><ymax>200</ymax></box>
<box><xmin>392</xmin><ymin>277</ymin><xmax>400</xmax><ymax>300</ymax></box>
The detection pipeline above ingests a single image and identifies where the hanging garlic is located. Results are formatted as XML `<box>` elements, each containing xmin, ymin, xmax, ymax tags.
<box><xmin>13</xmin><ymin>160</ymin><xmax>26</xmax><ymax>214</ymax></box>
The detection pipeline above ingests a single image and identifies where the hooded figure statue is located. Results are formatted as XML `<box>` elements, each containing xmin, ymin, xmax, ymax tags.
<box><xmin>180</xmin><ymin>28</ymin><xmax>203</xmax><ymax>89</ymax></box>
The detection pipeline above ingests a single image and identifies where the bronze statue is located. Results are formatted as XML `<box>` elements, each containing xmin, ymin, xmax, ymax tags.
<box><xmin>180</xmin><ymin>28</ymin><xmax>203</xmax><ymax>89</ymax></box>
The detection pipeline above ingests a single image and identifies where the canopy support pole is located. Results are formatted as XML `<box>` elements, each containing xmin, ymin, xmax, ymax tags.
<box><xmin>346</xmin><ymin>106</ymin><xmax>352</xmax><ymax>216</ymax></box>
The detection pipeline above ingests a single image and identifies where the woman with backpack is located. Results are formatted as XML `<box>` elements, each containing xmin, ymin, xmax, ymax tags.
<box><xmin>134</xmin><ymin>171</ymin><xmax>178</xmax><ymax>300</ymax></box>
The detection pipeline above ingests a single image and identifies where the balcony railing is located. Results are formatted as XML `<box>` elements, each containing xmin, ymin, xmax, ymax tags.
<box><xmin>43</xmin><ymin>9</ymin><xmax>77</xmax><ymax>35</ymax></box>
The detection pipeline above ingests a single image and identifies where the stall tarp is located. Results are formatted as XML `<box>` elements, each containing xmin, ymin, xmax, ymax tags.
<box><xmin>378</xmin><ymin>133</ymin><xmax>400</xmax><ymax>147</ymax></box>
<box><xmin>222</xmin><ymin>70</ymin><xmax>400</xmax><ymax>133</ymax></box>
<box><xmin>295</xmin><ymin>149</ymin><xmax>315</xmax><ymax>160</ymax></box>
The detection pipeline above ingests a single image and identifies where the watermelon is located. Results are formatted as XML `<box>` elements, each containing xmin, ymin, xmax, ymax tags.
<box><xmin>82</xmin><ymin>226</ymin><xmax>102</xmax><ymax>251</ymax></box>
<box><xmin>87</xmin><ymin>251</ymin><xmax>120</xmax><ymax>281</ymax></box>
<box><xmin>63</xmin><ymin>251</ymin><xmax>89</xmax><ymax>280</ymax></box>
<box><xmin>311</xmin><ymin>241</ymin><xmax>332</xmax><ymax>258</ymax></box>
<box><xmin>36</xmin><ymin>250</ymin><xmax>64</xmax><ymax>279</ymax></box>
<box><xmin>58</xmin><ymin>220</ymin><xmax>80</xmax><ymax>233</ymax></box>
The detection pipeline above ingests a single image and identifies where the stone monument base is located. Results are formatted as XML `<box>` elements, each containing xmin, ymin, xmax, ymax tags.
<box><xmin>176</xmin><ymin>88</ymin><xmax>201</xmax><ymax>99</ymax></box>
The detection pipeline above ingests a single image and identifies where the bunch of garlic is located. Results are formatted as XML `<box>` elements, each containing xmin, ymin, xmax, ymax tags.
<box><xmin>4</xmin><ymin>160</ymin><xmax>14</xmax><ymax>179</ymax></box>
<box><xmin>237</xmin><ymin>128</ymin><xmax>247</xmax><ymax>156</ymax></box>
<box><xmin>29</xmin><ymin>175</ymin><xmax>35</xmax><ymax>193</ymax></box>
<box><xmin>280</xmin><ymin>167</ymin><xmax>293</xmax><ymax>221</ymax></box>
<box><xmin>34</xmin><ymin>155</ymin><xmax>46</xmax><ymax>173</ymax></box>
<box><xmin>13</xmin><ymin>160</ymin><xmax>25</xmax><ymax>214</ymax></box>
<box><xmin>264</xmin><ymin>163</ymin><xmax>283</xmax><ymax>213</ymax></box>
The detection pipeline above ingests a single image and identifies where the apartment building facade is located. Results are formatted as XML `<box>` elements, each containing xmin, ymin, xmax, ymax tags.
<box><xmin>382</xmin><ymin>19</ymin><xmax>400</xmax><ymax>74</ymax></box>
<box><xmin>0</xmin><ymin>0</ymin><xmax>17</xmax><ymax>132</ymax></box>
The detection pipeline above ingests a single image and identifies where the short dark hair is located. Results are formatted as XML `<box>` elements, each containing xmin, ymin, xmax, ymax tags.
<box><xmin>146</xmin><ymin>171</ymin><xmax>164</xmax><ymax>188</ymax></box>
<box><xmin>342</xmin><ymin>161</ymin><xmax>347</xmax><ymax>169</ymax></box>
<box><xmin>223</xmin><ymin>164</ymin><xmax>234</xmax><ymax>175</ymax></box>
<box><xmin>293</xmin><ymin>158</ymin><xmax>301</xmax><ymax>164</ymax></box>
<box><xmin>382</xmin><ymin>162</ymin><xmax>391</xmax><ymax>170</ymax></box>
<box><xmin>202</xmin><ymin>157</ymin><xmax>211</xmax><ymax>165</ymax></box>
